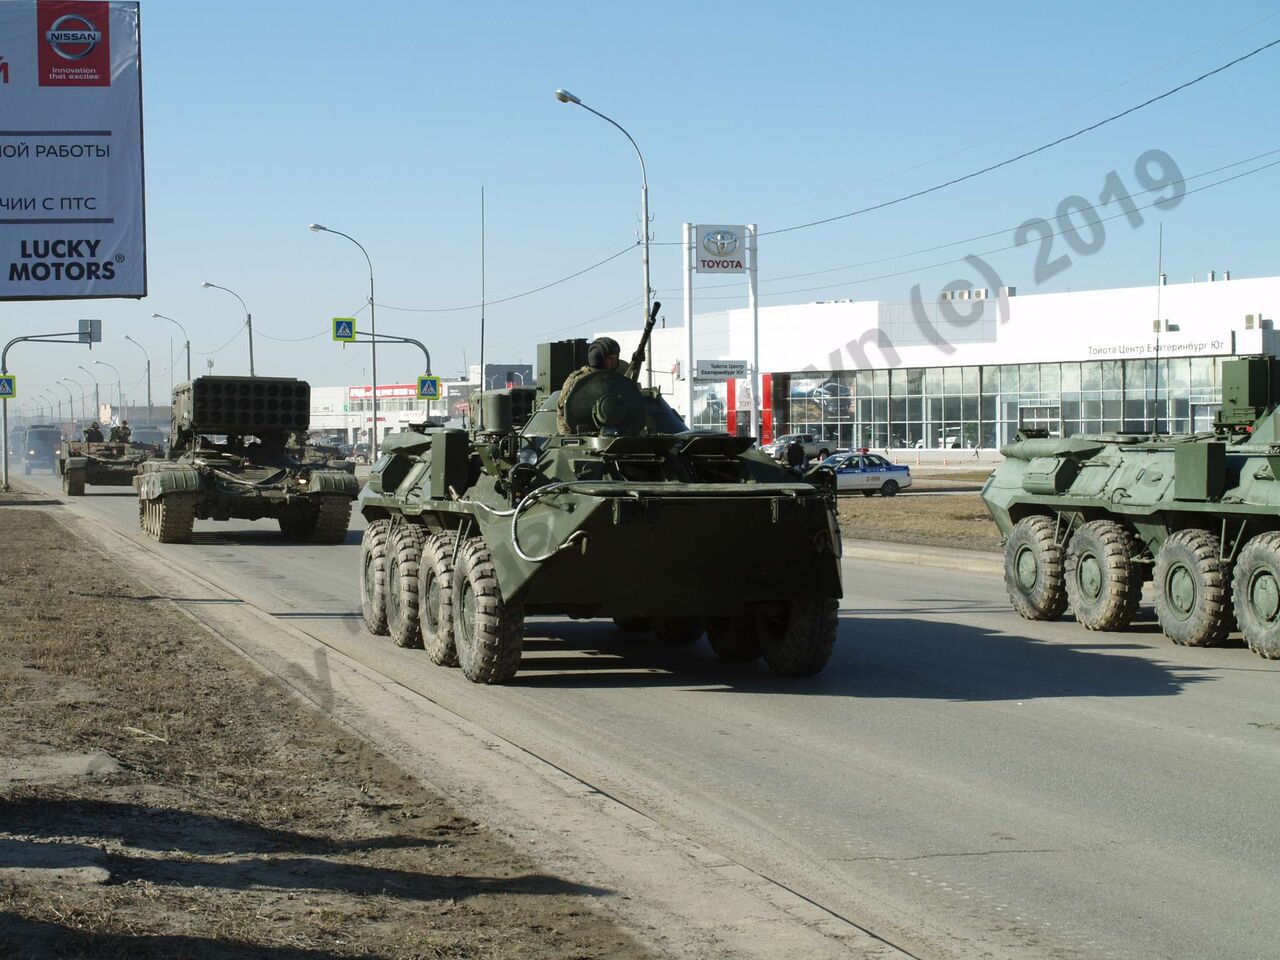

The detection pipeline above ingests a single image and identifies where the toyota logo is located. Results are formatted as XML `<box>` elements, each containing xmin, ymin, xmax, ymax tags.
<box><xmin>46</xmin><ymin>14</ymin><xmax>102</xmax><ymax>61</ymax></box>
<box><xmin>702</xmin><ymin>230</ymin><xmax>739</xmax><ymax>257</ymax></box>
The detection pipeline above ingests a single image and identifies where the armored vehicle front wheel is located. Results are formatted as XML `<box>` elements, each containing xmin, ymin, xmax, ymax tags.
<box><xmin>706</xmin><ymin>613</ymin><xmax>764</xmax><ymax>662</ymax></box>
<box><xmin>1153</xmin><ymin>529</ymin><xmax>1235</xmax><ymax>647</ymax></box>
<box><xmin>62</xmin><ymin>468</ymin><xmax>85</xmax><ymax>496</ymax></box>
<box><xmin>1064</xmin><ymin>520</ymin><xmax>1143</xmax><ymax>631</ymax></box>
<box><xmin>757</xmin><ymin>598</ymin><xmax>838</xmax><ymax>677</ymax></box>
<box><xmin>1004</xmin><ymin>516</ymin><xmax>1068</xmax><ymax>621</ymax></box>
<box><xmin>454</xmin><ymin>537</ymin><xmax>524</xmax><ymax>684</ymax></box>
<box><xmin>1231</xmin><ymin>532</ymin><xmax>1280</xmax><ymax>658</ymax></box>
<box><xmin>361</xmin><ymin>520</ymin><xmax>391</xmax><ymax>636</ymax></box>
<box><xmin>652</xmin><ymin>618</ymin><xmax>704</xmax><ymax>645</ymax></box>
<box><xmin>387</xmin><ymin>524</ymin><xmax>426</xmax><ymax>649</ymax></box>
<box><xmin>419</xmin><ymin>532</ymin><xmax>460</xmax><ymax>666</ymax></box>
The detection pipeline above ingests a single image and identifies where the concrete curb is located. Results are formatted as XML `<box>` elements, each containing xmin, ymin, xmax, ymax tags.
<box><xmin>843</xmin><ymin>538</ymin><xmax>1003</xmax><ymax>575</ymax></box>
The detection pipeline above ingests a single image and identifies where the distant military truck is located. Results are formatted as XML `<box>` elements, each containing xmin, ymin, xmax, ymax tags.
<box><xmin>983</xmin><ymin>355</ymin><xmax>1280</xmax><ymax>660</ymax></box>
<box><xmin>58</xmin><ymin>436</ymin><xmax>160</xmax><ymax>495</ymax></box>
<box><xmin>21</xmin><ymin>424</ymin><xmax>63</xmax><ymax>474</ymax></box>
<box><xmin>134</xmin><ymin>376</ymin><xmax>358</xmax><ymax>543</ymax></box>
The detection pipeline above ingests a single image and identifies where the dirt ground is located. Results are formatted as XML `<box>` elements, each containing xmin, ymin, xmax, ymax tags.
<box><xmin>0</xmin><ymin>502</ymin><xmax>652</xmax><ymax>960</ymax></box>
<box><xmin>835</xmin><ymin>469</ymin><xmax>1003</xmax><ymax>552</ymax></box>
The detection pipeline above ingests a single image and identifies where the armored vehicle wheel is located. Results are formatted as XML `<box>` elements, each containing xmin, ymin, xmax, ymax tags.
<box><xmin>1065</xmin><ymin>520</ymin><xmax>1143</xmax><ymax>631</ymax></box>
<box><xmin>150</xmin><ymin>494</ymin><xmax>195</xmax><ymax>543</ymax></box>
<box><xmin>312</xmin><ymin>495</ymin><xmax>352</xmax><ymax>544</ymax></box>
<box><xmin>62</xmin><ymin>468</ymin><xmax>85</xmax><ymax>496</ymax></box>
<box><xmin>387</xmin><ymin>524</ymin><xmax>426</xmax><ymax>649</ymax></box>
<box><xmin>652</xmin><ymin>618</ymin><xmax>703</xmax><ymax>645</ymax></box>
<box><xmin>361</xmin><ymin>520</ymin><xmax>391</xmax><ymax>636</ymax></box>
<box><xmin>419</xmin><ymin>531</ymin><xmax>460</xmax><ymax>666</ymax></box>
<box><xmin>758</xmin><ymin>597</ymin><xmax>838</xmax><ymax>677</ymax></box>
<box><xmin>1153</xmin><ymin>529</ymin><xmax>1235</xmax><ymax>647</ymax></box>
<box><xmin>454</xmin><ymin>537</ymin><xmax>524</xmax><ymax>684</ymax></box>
<box><xmin>1004</xmin><ymin>515</ymin><xmax>1068</xmax><ymax>621</ymax></box>
<box><xmin>880</xmin><ymin>479</ymin><xmax>899</xmax><ymax>497</ymax></box>
<box><xmin>613</xmin><ymin>617</ymin><xmax>652</xmax><ymax>634</ymax></box>
<box><xmin>1232</xmin><ymin>532</ymin><xmax>1280</xmax><ymax>658</ymax></box>
<box><xmin>705</xmin><ymin>614</ymin><xmax>763</xmax><ymax>662</ymax></box>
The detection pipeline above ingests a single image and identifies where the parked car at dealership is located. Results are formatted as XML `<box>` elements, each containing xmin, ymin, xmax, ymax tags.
<box><xmin>821</xmin><ymin>450</ymin><xmax>913</xmax><ymax>496</ymax></box>
<box><xmin>762</xmin><ymin>433</ymin><xmax>838</xmax><ymax>461</ymax></box>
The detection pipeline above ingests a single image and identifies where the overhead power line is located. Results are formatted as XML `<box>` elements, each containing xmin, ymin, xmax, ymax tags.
<box><xmin>377</xmin><ymin>243</ymin><xmax>636</xmax><ymax>314</ymax></box>
<box><xmin>762</xmin><ymin>35</ymin><xmax>1280</xmax><ymax>238</ymax></box>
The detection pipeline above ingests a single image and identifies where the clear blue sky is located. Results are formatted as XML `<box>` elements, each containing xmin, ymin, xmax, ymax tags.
<box><xmin>10</xmin><ymin>0</ymin><xmax>1280</xmax><ymax>408</ymax></box>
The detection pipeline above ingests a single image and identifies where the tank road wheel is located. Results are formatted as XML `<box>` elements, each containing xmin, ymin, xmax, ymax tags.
<box><xmin>312</xmin><ymin>495</ymin><xmax>352</xmax><ymax>544</ymax></box>
<box><xmin>1153</xmin><ymin>529</ymin><xmax>1235</xmax><ymax>647</ymax></box>
<box><xmin>454</xmin><ymin>537</ymin><xmax>524</xmax><ymax>684</ymax></box>
<box><xmin>387</xmin><ymin>524</ymin><xmax>426</xmax><ymax>649</ymax></box>
<box><xmin>1064</xmin><ymin>520</ymin><xmax>1143</xmax><ymax>631</ymax></box>
<box><xmin>360</xmin><ymin>520</ymin><xmax>391</xmax><ymax>636</ymax></box>
<box><xmin>153</xmin><ymin>494</ymin><xmax>195</xmax><ymax>544</ymax></box>
<box><xmin>1003</xmin><ymin>515</ymin><xmax>1068</xmax><ymax>621</ymax></box>
<box><xmin>1232</xmin><ymin>532</ymin><xmax>1280</xmax><ymax>659</ymax></box>
<box><xmin>138</xmin><ymin>496</ymin><xmax>149</xmax><ymax>534</ymax></box>
<box><xmin>705</xmin><ymin>614</ymin><xmax>763</xmax><ymax>662</ymax></box>
<box><xmin>418</xmin><ymin>531</ymin><xmax>459</xmax><ymax>666</ymax></box>
<box><xmin>613</xmin><ymin>617</ymin><xmax>652</xmax><ymax>635</ymax></box>
<box><xmin>758</xmin><ymin>598</ymin><xmax>839</xmax><ymax>677</ymax></box>
<box><xmin>652</xmin><ymin>618</ymin><xmax>703</xmax><ymax>645</ymax></box>
<box><xmin>62</xmin><ymin>468</ymin><xmax>85</xmax><ymax>496</ymax></box>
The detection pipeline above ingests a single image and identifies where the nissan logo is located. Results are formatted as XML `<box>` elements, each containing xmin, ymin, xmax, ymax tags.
<box><xmin>46</xmin><ymin>14</ymin><xmax>102</xmax><ymax>61</ymax></box>
<box><xmin>702</xmin><ymin>230</ymin><xmax>739</xmax><ymax>257</ymax></box>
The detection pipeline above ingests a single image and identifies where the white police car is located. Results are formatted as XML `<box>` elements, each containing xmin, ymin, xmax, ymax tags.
<box><xmin>820</xmin><ymin>449</ymin><xmax>913</xmax><ymax>496</ymax></box>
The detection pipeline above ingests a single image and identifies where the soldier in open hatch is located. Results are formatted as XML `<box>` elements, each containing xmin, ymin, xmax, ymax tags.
<box><xmin>556</xmin><ymin>336</ymin><xmax>621</xmax><ymax>434</ymax></box>
<box><xmin>84</xmin><ymin>421</ymin><xmax>103</xmax><ymax>443</ymax></box>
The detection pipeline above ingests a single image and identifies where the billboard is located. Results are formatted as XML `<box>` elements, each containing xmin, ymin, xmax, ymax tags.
<box><xmin>0</xmin><ymin>1</ymin><xmax>146</xmax><ymax>301</ymax></box>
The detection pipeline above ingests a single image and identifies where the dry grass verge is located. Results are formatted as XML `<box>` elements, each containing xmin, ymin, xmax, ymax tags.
<box><xmin>0</xmin><ymin>506</ymin><xmax>651</xmax><ymax>959</ymax></box>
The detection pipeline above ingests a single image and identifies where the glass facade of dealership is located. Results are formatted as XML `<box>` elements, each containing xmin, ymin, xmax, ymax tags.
<box><xmin>693</xmin><ymin>355</ymin><xmax>1227</xmax><ymax>448</ymax></box>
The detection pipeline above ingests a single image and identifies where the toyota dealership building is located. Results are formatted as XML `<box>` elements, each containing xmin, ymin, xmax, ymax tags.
<box><xmin>600</xmin><ymin>273</ymin><xmax>1280</xmax><ymax>450</ymax></box>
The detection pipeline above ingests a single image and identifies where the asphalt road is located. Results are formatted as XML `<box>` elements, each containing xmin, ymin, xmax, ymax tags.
<box><xmin>22</xmin><ymin>472</ymin><xmax>1280</xmax><ymax>960</ymax></box>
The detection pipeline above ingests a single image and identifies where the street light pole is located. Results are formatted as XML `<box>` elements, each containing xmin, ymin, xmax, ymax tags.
<box><xmin>201</xmin><ymin>282</ymin><xmax>254</xmax><ymax>376</ymax></box>
<box><xmin>124</xmin><ymin>335</ymin><xmax>152</xmax><ymax>427</ymax></box>
<box><xmin>79</xmin><ymin>365</ymin><xmax>100</xmax><ymax>424</ymax></box>
<box><xmin>62</xmin><ymin>376</ymin><xmax>89</xmax><ymax>422</ymax></box>
<box><xmin>54</xmin><ymin>380</ymin><xmax>75</xmax><ymax>430</ymax></box>
<box><xmin>310</xmin><ymin>223</ymin><xmax>380</xmax><ymax>462</ymax></box>
<box><xmin>94</xmin><ymin>360</ymin><xmax>124</xmax><ymax>423</ymax></box>
<box><xmin>153</xmin><ymin>312</ymin><xmax>191</xmax><ymax>383</ymax></box>
<box><xmin>555</xmin><ymin>87</ymin><xmax>653</xmax><ymax>388</ymax></box>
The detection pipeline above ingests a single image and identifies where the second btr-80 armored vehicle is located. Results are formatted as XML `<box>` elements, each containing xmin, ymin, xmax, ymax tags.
<box><xmin>134</xmin><ymin>376</ymin><xmax>358</xmax><ymax>543</ymax></box>
<box><xmin>58</xmin><ymin>438</ymin><xmax>160</xmax><ymax>495</ymax></box>
<box><xmin>357</xmin><ymin>307</ymin><xmax>843</xmax><ymax>684</ymax></box>
<box><xmin>984</xmin><ymin>355</ymin><xmax>1280</xmax><ymax>659</ymax></box>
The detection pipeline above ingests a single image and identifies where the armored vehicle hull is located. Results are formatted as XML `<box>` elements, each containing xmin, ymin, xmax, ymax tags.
<box><xmin>135</xmin><ymin>376</ymin><xmax>358</xmax><ymax>543</ymax></box>
<box><xmin>357</xmin><ymin>329</ymin><xmax>844</xmax><ymax>685</ymax></box>
<box><xmin>58</xmin><ymin>440</ymin><xmax>158</xmax><ymax>495</ymax></box>
<box><xmin>983</xmin><ymin>355</ymin><xmax>1280</xmax><ymax>659</ymax></box>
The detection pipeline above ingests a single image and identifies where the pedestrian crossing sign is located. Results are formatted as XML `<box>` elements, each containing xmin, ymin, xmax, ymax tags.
<box><xmin>332</xmin><ymin>318</ymin><xmax>356</xmax><ymax>342</ymax></box>
<box><xmin>417</xmin><ymin>375</ymin><xmax>441</xmax><ymax>400</ymax></box>
<box><xmin>0</xmin><ymin>375</ymin><xmax>15</xmax><ymax>399</ymax></box>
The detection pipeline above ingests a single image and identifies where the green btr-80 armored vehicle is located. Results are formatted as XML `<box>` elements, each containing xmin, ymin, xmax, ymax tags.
<box><xmin>357</xmin><ymin>310</ymin><xmax>843</xmax><ymax>684</ymax></box>
<box><xmin>134</xmin><ymin>376</ymin><xmax>358</xmax><ymax>544</ymax></box>
<box><xmin>983</xmin><ymin>355</ymin><xmax>1280</xmax><ymax>659</ymax></box>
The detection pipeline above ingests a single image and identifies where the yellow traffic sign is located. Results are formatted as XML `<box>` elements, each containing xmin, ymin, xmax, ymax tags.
<box><xmin>332</xmin><ymin>318</ymin><xmax>356</xmax><ymax>342</ymax></box>
<box><xmin>0</xmin><ymin>375</ymin><xmax>15</xmax><ymax>399</ymax></box>
<box><xmin>417</xmin><ymin>375</ymin><xmax>441</xmax><ymax>400</ymax></box>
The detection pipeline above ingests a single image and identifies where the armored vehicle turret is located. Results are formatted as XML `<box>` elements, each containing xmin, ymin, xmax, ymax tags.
<box><xmin>357</xmin><ymin>307</ymin><xmax>843</xmax><ymax>684</ymax></box>
<box><xmin>134</xmin><ymin>376</ymin><xmax>358</xmax><ymax>543</ymax></box>
<box><xmin>984</xmin><ymin>355</ymin><xmax>1280</xmax><ymax>658</ymax></box>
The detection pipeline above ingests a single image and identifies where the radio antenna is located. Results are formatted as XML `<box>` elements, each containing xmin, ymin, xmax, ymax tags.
<box><xmin>478</xmin><ymin>185</ymin><xmax>486</xmax><ymax>431</ymax></box>
<box><xmin>1153</xmin><ymin>223</ymin><xmax>1163</xmax><ymax>437</ymax></box>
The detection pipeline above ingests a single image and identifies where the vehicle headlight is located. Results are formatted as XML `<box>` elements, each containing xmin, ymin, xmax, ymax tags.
<box><xmin>28</xmin><ymin>449</ymin><xmax>35</xmax><ymax>455</ymax></box>
<box><xmin>297</xmin><ymin>474</ymin><xmax>310</xmax><ymax>486</ymax></box>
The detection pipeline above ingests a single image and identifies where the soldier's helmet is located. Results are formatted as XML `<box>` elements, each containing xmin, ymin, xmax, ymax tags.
<box><xmin>587</xmin><ymin>337</ymin><xmax>621</xmax><ymax>370</ymax></box>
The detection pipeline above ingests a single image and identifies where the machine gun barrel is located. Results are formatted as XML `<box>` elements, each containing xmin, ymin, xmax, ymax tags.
<box><xmin>626</xmin><ymin>300</ymin><xmax>662</xmax><ymax>382</ymax></box>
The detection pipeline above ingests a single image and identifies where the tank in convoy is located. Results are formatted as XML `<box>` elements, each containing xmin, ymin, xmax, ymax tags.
<box><xmin>134</xmin><ymin>376</ymin><xmax>358</xmax><ymax>543</ymax></box>
<box><xmin>984</xmin><ymin>355</ymin><xmax>1280</xmax><ymax>659</ymax></box>
<box><xmin>357</xmin><ymin>305</ymin><xmax>844</xmax><ymax>684</ymax></box>
<box><xmin>58</xmin><ymin>423</ymin><xmax>161</xmax><ymax>496</ymax></box>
